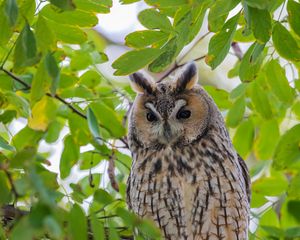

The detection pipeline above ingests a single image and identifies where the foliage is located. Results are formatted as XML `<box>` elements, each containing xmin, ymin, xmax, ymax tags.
<box><xmin>0</xmin><ymin>0</ymin><xmax>300</xmax><ymax>239</ymax></box>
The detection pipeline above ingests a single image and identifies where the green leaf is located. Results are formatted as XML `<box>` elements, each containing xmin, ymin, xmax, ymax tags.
<box><xmin>206</xmin><ymin>12</ymin><xmax>240</xmax><ymax>69</ymax></box>
<box><xmin>69</xmin><ymin>204</ymin><xmax>88</xmax><ymax>240</ymax></box>
<box><xmin>239</xmin><ymin>42</ymin><xmax>265</xmax><ymax>82</ymax></box>
<box><xmin>31</xmin><ymin>58</ymin><xmax>51</xmax><ymax>105</ymax></box>
<box><xmin>79</xmin><ymin>151</ymin><xmax>105</xmax><ymax>170</ymax></box>
<box><xmin>41</xmin><ymin>5</ymin><xmax>98</xmax><ymax>27</ymax></box>
<box><xmin>233</xmin><ymin>119</ymin><xmax>254</xmax><ymax>158</ymax></box>
<box><xmin>248</xmin><ymin>7</ymin><xmax>272</xmax><ymax>43</ymax></box>
<box><xmin>87</xmin><ymin>107</ymin><xmax>101</xmax><ymax>141</ymax></box>
<box><xmin>272</xmin><ymin>22</ymin><xmax>300</xmax><ymax>62</ymax></box>
<box><xmin>265</xmin><ymin>60</ymin><xmax>295</xmax><ymax>104</ymax></box>
<box><xmin>285</xmin><ymin>227</ymin><xmax>300</xmax><ymax>238</ymax></box>
<box><xmin>0</xmin><ymin>171</ymin><xmax>11</xmax><ymax>204</ymax></box>
<box><xmin>70</xmin><ymin>51</ymin><xmax>92</xmax><ymax>70</ymax></box>
<box><xmin>4</xmin><ymin>0</ymin><xmax>18</xmax><ymax>27</ymax></box>
<box><xmin>90</xmin><ymin>213</ymin><xmax>105</xmax><ymax>240</ymax></box>
<box><xmin>273</xmin><ymin>124</ymin><xmax>300</xmax><ymax>170</ymax></box>
<box><xmin>50</xmin><ymin>0</ymin><xmax>76</xmax><ymax>10</ymax></box>
<box><xmin>244</xmin><ymin>0</ymin><xmax>279</xmax><ymax>10</ymax></box>
<box><xmin>79</xmin><ymin>70</ymin><xmax>101</xmax><ymax>88</ymax></box>
<box><xmin>148</xmin><ymin>37</ymin><xmax>177</xmax><ymax>72</ymax></box>
<box><xmin>248</xmin><ymin>79</ymin><xmax>273</xmax><ymax>119</ymax></box>
<box><xmin>0</xmin><ymin>135</ymin><xmax>15</xmax><ymax>151</ymax></box>
<box><xmin>287</xmin><ymin>0</ymin><xmax>300</xmax><ymax>37</ymax></box>
<box><xmin>47</xmin><ymin>20</ymin><xmax>87</xmax><ymax>44</ymax></box>
<box><xmin>125</xmin><ymin>30</ymin><xmax>169</xmax><ymax>49</ymax></box>
<box><xmin>74</xmin><ymin>0</ymin><xmax>112</xmax><ymax>13</ymax></box>
<box><xmin>208</xmin><ymin>0</ymin><xmax>239</xmax><ymax>32</ymax></box>
<box><xmin>145</xmin><ymin>0</ymin><xmax>188</xmax><ymax>7</ymax></box>
<box><xmin>13</xmin><ymin>23</ymin><xmax>38</xmax><ymax>68</ymax></box>
<box><xmin>68</xmin><ymin>113</ymin><xmax>90</xmax><ymax>146</ymax></box>
<box><xmin>45</xmin><ymin>120</ymin><xmax>64</xmax><ymax>143</ymax></box>
<box><xmin>204</xmin><ymin>86</ymin><xmax>232</xmax><ymax>110</ymax></box>
<box><xmin>35</xmin><ymin>16</ymin><xmax>56</xmax><ymax>52</ymax></box>
<box><xmin>138</xmin><ymin>9</ymin><xmax>173</xmax><ymax>32</ymax></box>
<box><xmin>94</xmin><ymin>189</ymin><xmax>114</xmax><ymax>205</ymax></box>
<box><xmin>45</xmin><ymin>53</ymin><xmax>60</xmax><ymax>96</ymax></box>
<box><xmin>288</xmin><ymin>174</ymin><xmax>300</xmax><ymax>200</ymax></box>
<box><xmin>112</xmin><ymin>48</ymin><xmax>161</xmax><ymax>75</ymax></box>
<box><xmin>0</xmin><ymin>4</ymin><xmax>13</xmax><ymax>45</ymax></box>
<box><xmin>252</xmin><ymin>173</ymin><xmax>288</xmax><ymax>196</ymax></box>
<box><xmin>226</xmin><ymin>97</ymin><xmax>245</xmax><ymax>128</ymax></box>
<box><xmin>60</xmin><ymin>135</ymin><xmax>80</xmax><ymax>179</ymax></box>
<box><xmin>254</xmin><ymin>119</ymin><xmax>279</xmax><ymax>160</ymax></box>
<box><xmin>12</xmin><ymin>126</ymin><xmax>44</xmax><ymax>150</ymax></box>
<box><xmin>90</xmin><ymin>101</ymin><xmax>125</xmax><ymax>137</ymax></box>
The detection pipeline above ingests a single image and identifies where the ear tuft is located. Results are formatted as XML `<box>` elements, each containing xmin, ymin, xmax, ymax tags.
<box><xmin>129</xmin><ymin>72</ymin><xmax>155</xmax><ymax>94</ymax></box>
<box><xmin>176</xmin><ymin>62</ymin><xmax>198</xmax><ymax>92</ymax></box>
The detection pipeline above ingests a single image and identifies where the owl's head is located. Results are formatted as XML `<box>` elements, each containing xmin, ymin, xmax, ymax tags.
<box><xmin>128</xmin><ymin>62</ymin><xmax>217</xmax><ymax>149</ymax></box>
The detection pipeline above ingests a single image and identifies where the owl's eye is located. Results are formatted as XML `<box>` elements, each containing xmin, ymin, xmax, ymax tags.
<box><xmin>177</xmin><ymin>109</ymin><xmax>191</xmax><ymax>119</ymax></box>
<box><xmin>146</xmin><ymin>112</ymin><xmax>157</xmax><ymax>122</ymax></box>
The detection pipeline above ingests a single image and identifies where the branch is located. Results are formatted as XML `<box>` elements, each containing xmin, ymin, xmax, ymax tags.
<box><xmin>108</xmin><ymin>142</ymin><xmax>119</xmax><ymax>192</ymax></box>
<box><xmin>231</xmin><ymin>42</ymin><xmax>243</xmax><ymax>60</ymax></box>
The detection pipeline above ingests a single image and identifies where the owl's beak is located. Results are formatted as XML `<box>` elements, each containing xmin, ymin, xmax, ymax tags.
<box><xmin>163</xmin><ymin>122</ymin><xmax>172</xmax><ymax>141</ymax></box>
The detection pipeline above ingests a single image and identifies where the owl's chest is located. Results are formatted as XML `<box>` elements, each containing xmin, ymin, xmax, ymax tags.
<box><xmin>127</xmin><ymin>146</ymin><xmax>249</xmax><ymax>239</ymax></box>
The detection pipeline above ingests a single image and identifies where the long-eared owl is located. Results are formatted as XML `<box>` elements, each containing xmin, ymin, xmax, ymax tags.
<box><xmin>126</xmin><ymin>62</ymin><xmax>251</xmax><ymax>240</ymax></box>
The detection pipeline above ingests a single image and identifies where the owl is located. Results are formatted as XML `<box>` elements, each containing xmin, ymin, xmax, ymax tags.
<box><xmin>126</xmin><ymin>62</ymin><xmax>251</xmax><ymax>240</ymax></box>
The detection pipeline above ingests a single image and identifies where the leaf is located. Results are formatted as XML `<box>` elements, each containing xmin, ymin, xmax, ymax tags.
<box><xmin>248</xmin><ymin>79</ymin><xmax>273</xmax><ymax>119</ymax></box>
<box><xmin>87</xmin><ymin>107</ymin><xmax>101</xmax><ymax>141</ymax></box>
<box><xmin>28</xmin><ymin>96</ymin><xmax>57</xmax><ymax>131</ymax></box>
<box><xmin>125</xmin><ymin>30</ymin><xmax>169</xmax><ymax>49</ymax></box>
<box><xmin>148</xmin><ymin>37</ymin><xmax>177</xmax><ymax>72</ymax></box>
<box><xmin>45</xmin><ymin>53</ymin><xmax>60</xmax><ymax>96</ymax></box>
<box><xmin>254</xmin><ymin>119</ymin><xmax>279</xmax><ymax>160</ymax></box>
<box><xmin>47</xmin><ymin>20</ymin><xmax>87</xmax><ymax>44</ymax></box>
<box><xmin>206</xmin><ymin>12</ymin><xmax>240</xmax><ymax>69</ymax></box>
<box><xmin>145</xmin><ymin>0</ymin><xmax>188</xmax><ymax>7</ymax></box>
<box><xmin>0</xmin><ymin>171</ymin><xmax>11</xmax><ymax>204</ymax></box>
<box><xmin>4</xmin><ymin>0</ymin><xmax>18</xmax><ymax>27</ymax></box>
<box><xmin>60</xmin><ymin>135</ymin><xmax>80</xmax><ymax>179</ymax></box>
<box><xmin>112</xmin><ymin>48</ymin><xmax>161</xmax><ymax>75</ymax></box>
<box><xmin>273</xmin><ymin>124</ymin><xmax>300</xmax><ymax>170</ymax></box>
<box><xmin>45</xmin><ymin>120</ymin><xmax>64</xmax><ymax>143</ymax></box>
<box><xmin>94</xmin><ymin>189</ymin><xmax>114</xmax><ymax>205</ymax></box>
<box><xmin>252</xmin><ymin>173</ymin><xmax>288</xmax><ymax>196</ymax></box>
<box><xmin>244</xmin><ymin>0</ymin><xmax>279</xmax><ymax>10</ymax></box>
<box><xmin>288</xmin><ymin>174</ymin><xmax>300</xmax><ymax>200</ymax></box>
<box><xmin>12</xmin><ymin>126</ymin><xmax>44</xmax><ymax>150</ymax></box>
<box><xmin>248</xmin><ymin>7</ymin><xmax>272</xmax><ymax>43</ymax></box>
<box><xmin>239</xmin><ymin>42</ymin><xmax>265</xmax><ymax>82</ymax></box>
<box><xmin>0</xmin><ymin>4</ymin><xmax>13</xmax><ymax>45</ymax></box>
<box><xmin>265</xmin><ymin>60</ymin><xmax>295</xmax><ymax>104</ymax></box>
<box><xmin>74</xmin><ymin>0</ymin><xmax>112</xmax><ymax>13</ymax></box>
<box><xmin>79</xmin><ymin>151</ymin><xmax>105</xmax><ymax>170</ymax></box>
<box><xmin>50</xmin><ymin>0</ymin><xmax>76</xmax><ymax>10</ymax></box>
<box><xmin>208</xmin><ymin>0</ymin><xmax>239</xmax><ymax>32</ymax></box>
<box><xmin>90</xmin><ymin>101</ymin><xmax>125</xmax><ymax>137</ymax></box>
<box><xmin>79</xmin><ymin>70</ymin><xmax>101</xmax><ymax>88</ymax></box>
<box><xmin>90</xmin><ymin>213</ymin><xmax>105</xmax><ymax>240</ymax></box>
<box><xmin>68</xmin><ymin>113</ymin><xmax>90</xmax><ymax>146</ymax></box>
<box><xmin>204</xmin><ymin>86</ymin><xmax>232</xmax><ymax>110</ymax></box>
<box><xmin>31</xmin><ymin>58</ymin><xmax>51</xmax><ymax>105</ymax></box>
<box><xmin>233</xmin><ymin>119</ymin><xmax>255</xmax><ymax>158</ymax></box>
<box><xmin>272</xmin><ymin>22</ymin><xmax>300</xmax><ymax>62</ymax></box>
<box><xmin>0</xmin><ymin>135</ymin><xmax>15</xmax><ymax>151</ymax></box>
<box><xmin>226</xmin><ymin>97</ymin><xmax>245</xmax><ymax>128</ymax></box>
<box><xmin>13</xmin><ymin>23</ymin><xmax>38</xmax><ymax>68</ymax></box>
<box><xmin>138</xmin><ymin>9</ymin><xmax>173</xmax><ymax>32</ymax></box>
<box><xmin>69</xmin><ymin>204</ymin><xmax>88</xmax><ymax>240</ymax></box>
<box><xmin>287</xmin><ymin>0</ymin><xmax>300</xmax><ymax>37</ymax></box>
<box><xmin>41</xmin><ymin>5</ymin><xmax>98</xmax><ymax>27</ymax></box>
<box><xmin>35</xmin><ymin>16</ymin><xmax>56</xmax><ymax>52</ymax></box>
<box><xmin>70</xmin><ymin>51</ymin><xmax>92</xmax><ymax>70</ymax></box>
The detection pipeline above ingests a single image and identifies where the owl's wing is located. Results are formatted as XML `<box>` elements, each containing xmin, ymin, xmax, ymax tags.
<box><xmin>238</xmin><ymin>154</ymin><xmax>251</xmax><ymax>203</ymax></box>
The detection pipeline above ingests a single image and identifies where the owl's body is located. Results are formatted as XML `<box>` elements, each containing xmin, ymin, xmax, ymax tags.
<box><xmin>127</xmin><ymin>63</ymin><xmax>250</xmax><ymax>240</ymax></box>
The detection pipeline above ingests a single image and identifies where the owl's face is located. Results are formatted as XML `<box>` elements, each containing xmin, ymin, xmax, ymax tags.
<box><xmin>128</xmin><ymin>63</ymin><xmax>211</xmax><ymax>148</ymax></box>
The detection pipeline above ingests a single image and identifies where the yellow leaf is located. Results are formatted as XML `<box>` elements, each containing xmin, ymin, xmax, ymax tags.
<box><xmin>28</xmin><ymin>96</ymin><xmax>57</xmax><ymax>131</ymax></box>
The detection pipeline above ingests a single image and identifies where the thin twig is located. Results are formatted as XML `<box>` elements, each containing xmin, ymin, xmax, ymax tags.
<box><xmin>231</xmin><ymin>42</ymin><xmax>243</xmax><ymax>60</ymax></box>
